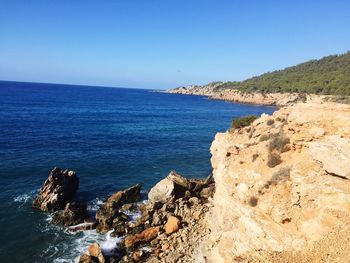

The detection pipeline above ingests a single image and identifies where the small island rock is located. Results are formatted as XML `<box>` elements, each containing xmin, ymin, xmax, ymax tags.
<box><xmin>32</xmin><ymin>167</ymin><xmax>79</xmax><ymax>211</ymax></box>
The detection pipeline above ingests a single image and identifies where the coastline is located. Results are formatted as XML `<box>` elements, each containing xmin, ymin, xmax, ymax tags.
<box><xmin>163</xmin><ymin>84</ymin><xmax>345</xmax><ymax>107</ymax></box>
<box><xmin>31</xmin><ymin>100</ymin><xmax>350</xmax><ymax>263</ymax></box>
<box><xmin>19</xmin><ymin>84</ymin><xmax>350</xmax><ymax>263</ymax></box>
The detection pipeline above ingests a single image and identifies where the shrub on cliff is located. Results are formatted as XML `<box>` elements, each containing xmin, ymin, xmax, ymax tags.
<box><xmin>231</xmin><ymin>115</ymin><xmax>258</xmax><ymax>130</ymax></box>
<box><xmin>268</xmin><ymin>135</ymin><xmax>290</xmax><ymax>152</ymax></box>
<box><xmin>267</xmin><ymin>152</ymin><xmax>282</xmax><ymax>168</ymax></box>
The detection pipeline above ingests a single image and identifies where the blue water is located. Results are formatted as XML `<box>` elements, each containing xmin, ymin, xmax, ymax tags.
<box><xmin>0</xmin><ymin>81</ymin><xmax>275</xmax><ymax>262</ymax></box>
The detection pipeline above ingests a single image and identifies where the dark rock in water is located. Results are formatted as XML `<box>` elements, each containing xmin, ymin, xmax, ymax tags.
<box><xmin>95</xmin><ymin>184</ymin><xmax>141</xmax><ymax>233</ymax></box>
<box><xmin>32</xmin><ymin>167</ymin><xmax>79</xmax><ymax>211</ymax></box>
<box><xmin>95</xmin><ymin>205</ymin><xmax>120</xmax><ymax>233</ymax></box>
<box><xmin>52</xmin><ymin>202</ymin><xmax>89</xmax><ymax>226</ymax></box>
<box><xmin>105</xmin><ymin>184</ymin><xmax>141</xmax><ymax>209</ymax></box>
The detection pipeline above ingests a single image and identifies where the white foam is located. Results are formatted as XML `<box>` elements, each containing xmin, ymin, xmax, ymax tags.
<box><xmin>13</xmin><ymin>190</ymin><xmax>36</xmax><ymax>203</ymax></box>
<box><xmin>48</xmin><ymin>197</ymin><xmax>146</xmax><ymax>262</ymax></box>
<box><xmin>100</xmin><ymin>230</ymin><xmax>122</xmax><ymax>256</ymax></box>
<box><xmin>87</xmin><ymin>197</ymin><xmax>104</xmax><ymax>212</ymax></box>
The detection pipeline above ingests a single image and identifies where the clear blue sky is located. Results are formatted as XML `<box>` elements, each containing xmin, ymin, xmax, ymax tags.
<box><xmin>0</xmin><ymin>1</ymin><xmax>349</xmax><ymax>89</ymax></box>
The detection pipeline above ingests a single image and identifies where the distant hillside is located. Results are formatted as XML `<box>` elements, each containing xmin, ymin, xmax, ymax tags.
<box><xmin>217</xmin><ymin>51</ymin><xmax>350</xmax><ymax>95</ymax></box>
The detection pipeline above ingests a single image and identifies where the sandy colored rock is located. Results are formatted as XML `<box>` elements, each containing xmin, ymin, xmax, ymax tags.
<box><xmin>87</xmin><ymin>242</ymin><xmax>105</xmax><ymax>263</ymax></box>
<box><xmin>309</xmin><ymin>135</ymin><xmax>350</xmax><ymax>179</ymax></box>
<box><xmin>204</xmin><ymin>102</ymin><xmax>350</xmax><ymax>262</ymax></box>
<box><xmin>165</xmin><ymin>215</ymin><xmax>181</xmax><ymax>235</ymax></box>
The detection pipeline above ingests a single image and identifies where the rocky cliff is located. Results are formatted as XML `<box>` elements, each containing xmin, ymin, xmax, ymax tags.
<box><xmin>204</xmin><ymin>102</ymin><xmax>350</xmax><ymax>262</ymax></box>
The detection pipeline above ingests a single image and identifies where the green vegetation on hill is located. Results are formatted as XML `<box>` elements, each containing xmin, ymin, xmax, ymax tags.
<box><xmin>216</xmin><ymin>51</ymin><xmax>350</xmax><ymax>95</ymax></box>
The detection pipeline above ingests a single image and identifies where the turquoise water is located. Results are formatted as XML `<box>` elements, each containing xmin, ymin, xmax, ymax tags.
<box><xmin>0</xmin><ymin>81</ymin><xmax>276</xmax><ymax>262</ymax></box>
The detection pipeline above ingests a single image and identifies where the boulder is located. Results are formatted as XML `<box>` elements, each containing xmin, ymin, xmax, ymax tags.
<box><xmin>52</xmin><ymin>202</ymin><xmax>89</xmax><ymax>226</ymax></box>
<box><xmin>78</xmin><ymin>243</ymin><xmax>105</xmax><ymax>263</ymax></box>
<box><xmin>32</xmin><ymin>167</ymin><xmax>79</xmax><ymax>211</ymax></box>
<box><xmin>88</xmin><ymin>243</ymin><xmax>105</xmax><ymax>263</ymax></box>
<box><xmin>165</xmin><ymin>216</ymin><xmax>181</xmax><ymax>235</ymax></box>
<box><xmin>105</xmin><ymin>184</ymin><xmax>141</xmax><ymax>209</ymax></box>
<box><xmin>124</xmin><ymin>226</ymin><xmax>160</xmax><ymax>249</ymax></box>
<box><xmin>148</xmin><ymin>171</ymin><xmax>189</xmax><ymax>203</ymax></box>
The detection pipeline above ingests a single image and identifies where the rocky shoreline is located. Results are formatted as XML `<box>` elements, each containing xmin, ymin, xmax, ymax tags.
<box><xmin>32</xmin><ymin>169</ymin><xmax>214</xmax><ymax>262</ymax></box>
<box><xmin>165</xmin><ymin>83</ymin><xmax>344</xmax><ymax>107</ymax></box>
<box><xmin>32</xmin><ymin>101</ymin><xmax>350</xmax><ymax>263</ymax></box>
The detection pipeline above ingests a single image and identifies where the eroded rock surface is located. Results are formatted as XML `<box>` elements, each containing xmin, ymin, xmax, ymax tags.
<box><xmin>309</xmin><ymin>135</ymin><xmax>350</xmax><ymax>179</ymax></box>
<box><xmin>205</xmin><ymin>102</ymin><xmax>350</xmax><ymax>262</ymax></box>
<box><xmin>32</xmin><ymin>167</ymin><xmax>79</xmax><ymax>211</ymax></box>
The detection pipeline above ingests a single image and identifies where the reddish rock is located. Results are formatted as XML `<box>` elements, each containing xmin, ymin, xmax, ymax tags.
<box><xmin>124</xmin><ymin>226</ymin><xmax>160</xmax><ymax>249</ymax></box>
<box><xmin>165</xmin><ymin>216</ymin><xmax>181</xmax><ymax>235</ymax></box>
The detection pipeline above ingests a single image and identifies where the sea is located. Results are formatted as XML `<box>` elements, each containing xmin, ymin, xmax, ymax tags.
<box><xmin>0</xmin><ymin>81</ymin><xmax>276</xmax><ymax>262</ymax></box>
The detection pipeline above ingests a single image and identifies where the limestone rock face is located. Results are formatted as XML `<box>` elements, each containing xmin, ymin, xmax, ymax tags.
<box><xmin>32</xmin><ymin>167</ymin><xmax>79</xmax><ymax>211</ymax></box>
<box><xmin>205</xmin><ymin>102</ymin><xmax>350</xmax><ymax>262</ymax></box>
<box><xmin>309</xmin><ymin>135</ymin><xmax>350</xmax><ymax>179</ymax></box>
